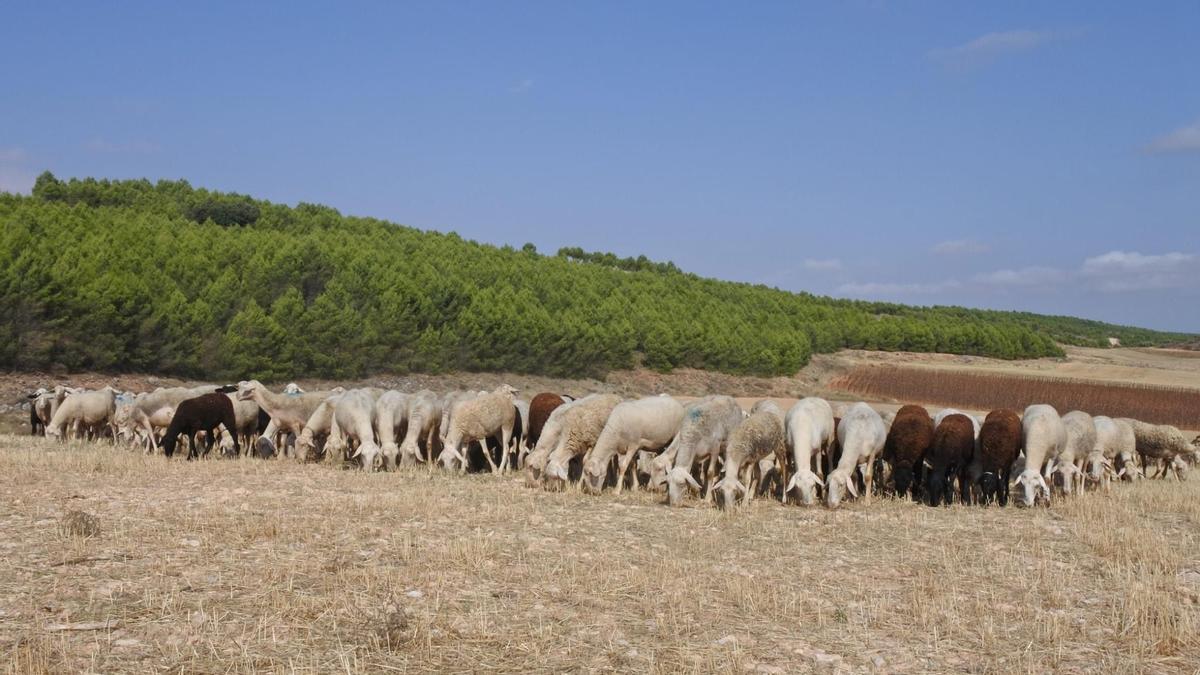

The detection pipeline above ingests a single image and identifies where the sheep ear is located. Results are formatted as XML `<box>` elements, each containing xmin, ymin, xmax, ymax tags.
<box><xmin>786</xmin><ymin>474</ymin><xmax>801</xmax><ymax>493</ymax></box>
<box><xmin>684</xmin><ymin>472</ymin><xmax>701</xmax><ymax>491</ymax></box>
<box><xmin>814</xmin><ymin>475</ymin><xmax>825</xmax><ymax>487</ymax></box>
<box><xmin>1117</xmin><ymin>467</ymin><xmax>1126</xmax><ymax>477</ymax></box>
<box><xmin>923</xmin><ymin>460</ymin><xmax>933</xmax><ymax>470</ymax></box>
<box><xmin>735</xmin><ymin>479</ymin><xmax>749</xmax><ymax>495</ymax></box>
<box><xmin>845</xmin><ymin>477</ymin><xmax>858</xmax><ymax>498</ymax></box>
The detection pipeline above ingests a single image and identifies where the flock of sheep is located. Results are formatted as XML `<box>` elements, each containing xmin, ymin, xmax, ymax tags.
<box><xmin>24</xmin><ymin>380</ymin><xmax>1200</xmax><ymax>509</ymax></box>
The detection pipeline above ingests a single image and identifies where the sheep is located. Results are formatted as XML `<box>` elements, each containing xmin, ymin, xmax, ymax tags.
<box><xmin>332</xmin><ymin>389</ymin><xmax>383</xmax><ymax>471</ymax></box>
<box><xmin>581</xmin><ymin>395</ymin><xmax>684</xmax><ymax>494</ymax></box>
<box><xmin>523</xmin><ymin>393</ymin><xmax>569</xmax><ymax>467</ymax></box>
<box><xmin>374</xmin><ymin>391</ymin><xmax>411</xmax><ymax>469</ymax></box>
<box><xmin>226</xmin><ymin>393</ymin><xmax>263</xmax><ymax>452</ymax></box>
<box><xmin>397</xmin><ymin>390</ymin><xmax>443</xmax><ymax>465</ymax></box>
<box><xmin>524</xmin><ymin>397</ymin><xmax>584</xmax><ymax>485</ymax></box>
<box><xmin>880</xmin><ymin>404</ymin><xmax>933</xmax><ymax>501</ymax></box>
<box><xmin>826</xmin><ymin>403</ymin><xmax>886</xmax><ymax>509</ymax></box>
<box><xmin>1084</xmin><ymin>416</ymin><xmax>1133</xmax><ymax>488</ymax></box>
<box><xmin>541</xmin><ymin>394</ymin><xmax>622</xmax><ymax>488</ymax></box>
<box><xmin>161</xmin><ymin>393</ymin><xmax>240</xmax><ymax>459</ymax></box>
<box><xmin>714</xmin><ymin>401</ymin><xmax>786</xmax><ymax>508</ymax></box>
<box><xmin>514</xmin><ymin>398</ymin><xmax>530</xmax><ymax>458</ymax></box>
<box><xmin>237</xmin><ymin>380</ymin><xmax>338</xmax><ymax>458</ymax></box>
<box><xmin>924</xmin><ymin>414</ymin><xmax>975</xmax><ymax>507</ymax></box>
<box><xmin>29</xmin><ymin>385</ymin><xmax>69</xmax><ymax>436</ymax></box>
<box><xmin>783</xmin><ymin>397</ymin><xmax>836</xmax><ymax>506</ymax></box>
<box><xmin>1016</xmin><ymin>405</ymin><xmax>1065</xmax><ymax>507</ymax></box>
<box><xmin>975</xmin><ymin>409</ymin><xmax>1022</xmax><ymax>505</ymax></box>
<box><xmin>45</xmin><ymin>387</ymin><xmax>118</xmax><ymax>442</ymax></box>
<box><xmin>1120</xmin><ymin>418</ymin><xmax>1194</xmax><ymax>480</ymax></box>
<box><xmin>440</xmin><ymin>385</ymin><xmax>520</xmax><ymax>473</ymax></box>
<box><xmin>1052</xmin><ymin>411</ymin><xmax>1095</xmax><ymax>495</ymax></box>
<box><xmin>437</xmin><ymin>391</ymin><xmax>478</xmax><ymax>447</ymax></box>
<box><xmin>934</xmin><ymin>408</ymin><xmax>981</xmax><ymax>438</ymax></box>
<box><xmin>294</xmin><ymin>394</ymin><xmax>345</xmax><ymax>462</ymax></box>
<box><xmin>658</xmin><ymin>395</ymin><xmax>745</xmax><ymax>507</ymax></box>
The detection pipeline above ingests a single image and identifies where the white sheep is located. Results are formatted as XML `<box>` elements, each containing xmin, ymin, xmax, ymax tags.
<box><xmin>374</xmin><ymin>390</ymin><xmax>411</xmax><ymax>469</ymax></box>
<box><xmin>826</xmin><ymin>403</ymin><xmax>886</xmax><ymax>508</ymax></box>
<box><xmin>783</xmin><ymin>397</ymin><xmax>836</xmax><ymax>506</ymax></box>
<box><xmin>46</xmin><ymin>386</ymin><xmax>119</xmax><ymax>442</ymax></box>
<box><xmin>237</xmin><ymin>380</ymin><xmax>338</xmax><ymax>458</ymax></box>
<box><xmin>1084</xmin><ymin>416</ymin><xmax>1130</xmax><ymax>488</ymax></box>
<box><xmin>1016</xmin><ymin>404</ymin><xmax>1065</xmax><ymax>506</ymax></box>
<box><xmin>658</xmin><ymin>395</ymin><xmax>745</xmax><ymax>506</ymax></box>
<box><xmin>1120</xmin><ymin>418</ymin><xmax>1195</xmax><ymax>480</ymax></box>
<box><xmin>295</xmin><ymin>393</ymin><xmax>345</xmax><ymax>462</ymax></box>
<box><xmin>1052</xmin><ymin>411</ymin><xmax>1095</xmax><ymax>495</ymax></box>
<box><xmin>715</xmin><ymin>401</ymin><xmax>786</xmax><ymax>508</ymax></box>
<box><xmin>581</xmin><ymin>395</ymin><xmax>685</xmax><ymax>494</ymax></box>
<box><xmin>397</xmin><ymin>390</ymin><xmax>443</xmax><ymax>465</ymax></box>
<box><xmin>440</xmin><ymin>385</ymin><xmax>520</xmax><ymax>473</ymax></box>
<box><xmin>332</xmin><ymin>389</ymin><xmax>382</xmax><ymax>471</ymax></box>
<box><xmin>524</xmin><ymin>397</ymin><xmax>583</xmax><ymax>485</ymax></box>
<box><xmin>541</xmin><ymin>394</ymin><xmax>622</xmax><ymax>488</ymax></box>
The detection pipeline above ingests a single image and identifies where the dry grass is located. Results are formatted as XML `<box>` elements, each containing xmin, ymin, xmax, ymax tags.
<box><xmin>831</xmin><ymin>365</ymin><xmax>1200</xmax><ymax>429</ymax></box>
<box><xmin>1</xmin><ymin>436</ymin><xmax>1198</xmax><ymax>673</ymax></box>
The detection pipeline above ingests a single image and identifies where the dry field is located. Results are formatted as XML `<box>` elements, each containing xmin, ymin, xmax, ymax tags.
<box><xmin>2</xmin><ymin>437</ymin><xmax>1199</xmax><ymax>674</ymax></box>
<box><xmin>830</xmin><ymin>365</ymin><xmax>1200</xmax><ymax>430</ymax></box>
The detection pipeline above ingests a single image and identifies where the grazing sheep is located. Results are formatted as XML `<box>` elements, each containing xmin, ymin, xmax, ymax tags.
<box><xmin>226</xmin><ymin>394</ymin><xmax>263</xmax><ymax>451</ymax></box>
<box><xmin>397</xmin><ymin>390</ymin><xmax>443</xmax><ymax>465</ymax></box>
<box><xmin>582</xmin><ymin>395</ymin><xmax>685</xmax><ymax>494</ymax></box>
<box><xmin>523</xmin><ymin>393</ymin><xmax>568</xmax><ymax>467</ymax></box>
<box><xmin>237</xmin><ymin>380</ymin><xmax>337</xmax><ymax>458</ymax></box>
<box><xmin>375</xmin><ymin>391</ymin><xmax>411</xmax><ymax>469</ymax></box>
<box><xmin>934</xmin><ymin>408</ymin><xmax>981</xmax><ymax>438</ymax></box>
<box><xmin>437</xmin><ymin>391</ymin><xmax>478</xmax><ymax>447</ymax></box>
<box><xmin>1052</xmin><ymin>411</ymin><xmax>1095</xmax><ymax>495</ymax></box>
<box><xmin>826</xmin><ymin>404</ymin><xmax>886</xmax><ymax>508</ymax></box>
<box><xmin>542</xmin><ymin>394</ymin><xmax>622</xmax><ymax>488</ymax></box>
<box><xmin>524</xmin><ymin>397</ymin><xmax>583</xmax><ymax>485</ymax></box>
<box><xmin>881</xmin><ymin>404</ymin><xmax>933</xmax><ymax>501</ymax></box>
<box><xmin>659</xmin><ymin>396</ymin><xmax>745</xmax><ymax>507</ymax></box>
<box><xmin>28</xmin><ymin>386</ymin><xmax>68</xmax><ymax>436</ymax></box>
<box><xmin>333</xmin><ymin>389</ymin><xmax>383</xmax><ymax>471</ymax></box>
<box><xmin>294</xmin><ymin>394</ymin><xmax>345</xmax><ymax>462</ymax></box>
<box><xmin>161</xmin><ymin>393</ymin><xmax>240</xmax><ymax>459</ymax></box>
<box><xmin>1016</xmin><ymin>405</ymin><xmax>1065</xmax><ymax>507</ymax></box>
<box><xmin>976</xmin><ymin>409</ymin><xmax>1022</xmax><ymax>505</ymax></box>
<box><xmin>440</xmin><ymin>385</ymin><xmax>520</xmax><ymax>473</ymax></box>
<box><xmin>783</xmin><ymin>397</ymin><xmax>836</xmax><ymax>506</ymax></box>
<box><xmin>925</xmin><ymin>414</ymin><xmax>975</xmax><ymax>507</ymax></box>
<box><xmin>45</xmin><ymin>387</ymin><xmax>119</xmax><ymax>442</ymax></box>
<box><xmin>715</xmin><ymin>401</ymin><xmax>786</xmax><ymax>508</ymax></box>
<box><xmin>1084</xmin><ymin>416</ymin><xmax>1131</xmax><ymax>488</ymax></box>
<box><xmin>514</xmin><ymin>398</ymin><xmax>530</xmax><ymax>457</ymax></box>
<box><xmin>1120</xmin><ymin>418</ymin><xmax>1194</xmax><ymax>480</ymax></box>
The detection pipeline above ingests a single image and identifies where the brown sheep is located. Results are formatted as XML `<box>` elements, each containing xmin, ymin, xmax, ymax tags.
<box><xmin>883</xmin><ymin>405</ymin><xmax>934</xmax><ymax>500</ymax></box>
<box><xmin>976</xmin><ymin>409</ymin><xmax>1022</xmax><ymax>505</ymax></box>
<box><xmin>925</xmin><ymin>414</ymin><xmax>975</xmax><ymax>507</ymax></box>
<box><xmin>522</xmin><ymin>393</ymin><xmax>567</xmax><ymax>467</ymax></box>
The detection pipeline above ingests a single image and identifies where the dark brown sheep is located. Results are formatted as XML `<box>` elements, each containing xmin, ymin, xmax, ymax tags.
<box><xmin>883</xmin><ymin>405</ymin><xmax>934</xmax><ymax>499</ymax></box>
<box><xmin>525</xmin><ymin>393</ymin><xmax>567</xmax><ymax>457</ymax></box>
<box><xmin>976</xmin><ymin>409</ymin><xmax>1022</xmax><ymax>505</ymax></box>
<box><xmin>162</xmin><ymin>393</ymin><xmax>240</xmax><ymax>460</ymax></box>
<box><xmin>925</xmin><ymin>414</ymin><xmax>975</xmax><ymax>507</ymax></box>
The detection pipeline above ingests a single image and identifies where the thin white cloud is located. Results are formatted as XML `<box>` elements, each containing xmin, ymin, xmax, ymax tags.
<box><xmin>802</xmin><ymin>258</ymin><xmax>843</xmax><ymax>271</ymax></box>
<box><xmin>509</xmin><ymin>78</ymin><xmax>534</xmax><ymax>94</ymax></box>
<box><xmin>973</xmin><ymin>266</ymin><xmax>1068</xmax><ymax>287</ymax></box>
<box><xmin>0</xmin><ymin>167</ymin><xmax>36</xmax><ymax>194</ymax></box>
<box><xmin>1144</xmin><ymin>119</ymin><xmax>1200</xmax><ymax>154</ymax></box>
<box><xmin>837</xmin><ymin>280</ymin><xmax>962</xmax><ymax>296</ymax></box>
<box><xmin>84</xmin><ymin>138</ymin><xmax>161</xmax><ymax>154</ymax></box>
<box><xmin>1080</xmin><ymin>250</ymin><xmax>1196</xmax><ymax>291</ymax></box>
<box><xmin>932</xmin><ymin>239</ymin><xmax>990</xmax><ymax>255</ymax></box>
<box><xmin>838</xmin><ymin>250</ymin><xmax>1198</xmax><ymax>300</ymax></box>
<box><xmin>931</xmin><ymin>29</ymin><xmax>1060</xmax><ymax>68</ymax></box>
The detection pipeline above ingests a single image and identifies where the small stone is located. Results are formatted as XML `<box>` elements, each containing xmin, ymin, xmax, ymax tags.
<box><xmin>871</xmin><ymin>655</ymin><xmax>886</xmax><ymax>668</ymax></box>
<box><xmin>714</xmin><ymin>634</ymin><xmax>737</xmax><ymax>646</ymax></box>
<box><xmin>190</xmin><ymin>611</ymin><xmax>207</xmax><ymax>627</ymax></box>
<box><xmin>625</xmin><ymin>649</ymin><xmax>640</xmax><ymax>660</ymax></box>
<box><xmin>181</xmin><ymin>539</ymin><xmax>200</xmax><ymax>547</ymax></box>
<box><xmin>113</xmin><ymin>638</ymin><xmax>140</xmax><ymax>648</ymax></box>
<box><xmin>405</xmin><ymin>590</ymin><xmax>424</xmax><ymax>599</ymax></box>
<box><xmin>811</xmin><ymin>652</ymin><xmax>841</xmax><ymax>665</ymax></box>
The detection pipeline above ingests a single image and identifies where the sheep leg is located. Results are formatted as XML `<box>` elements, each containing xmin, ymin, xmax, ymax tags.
<box><xmin>862</xmin><ymin>460</ymin><xmax>874</xmax><ymax>507</ymax></box>
<box><xmin>499</xmin><ymin>423</ymin><xmax>513</xmax><ymax>474</ymax></box>
<box><xmin>614</xmin><ymin>447</ymin><xmax>636</xmax><ymax>495</ymax></box>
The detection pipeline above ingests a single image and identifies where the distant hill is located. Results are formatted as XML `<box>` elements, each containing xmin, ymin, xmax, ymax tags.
<box><xmin>0</xmin><ymin>173</ymin><xmax>1192</xmax><ymax>380</ymax></box>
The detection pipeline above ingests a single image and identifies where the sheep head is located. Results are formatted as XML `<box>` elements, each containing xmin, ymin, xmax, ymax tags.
<box><xmin>283</xmin><ymin>382</ymin><xmax>305</xmax><ymax>395</ymax></box>
<box><xmin>714</xmin><ymin>474</ymin><xmax>748</xmax><ymax>510</ymax></box>
<box><xmin>786</xmin><ymin>469</ymin><xmax>824</xmax><ymax>506</ymax></box>
<box><xmin>666</xmin><ymin>466</ymin><xmax>701</xmax><ymax>506</ymax></box>
<box><xmin>825</xmin><ymin>469</ymin><xmax>857</xmax><ymax>509</ymax></box>
<box><xmin>581</xmin><ymin>460</ymin><xmax>606</xmax><ymax>494</ymax></box>
<box><xmin>1014</xmin><ymin>469</ymin><xmax>1050</xmax><ymax>507</ymax></box>
<box><xmin>236</xmin><ymin>380</ymin><xmax>262</xmax><ymax>401</ymax></box>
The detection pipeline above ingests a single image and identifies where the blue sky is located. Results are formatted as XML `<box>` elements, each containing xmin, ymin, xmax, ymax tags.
<box><xmin>2</xmin><ymin>2</ymin><xmax>1198</xmax><ymax>331</ymax></box>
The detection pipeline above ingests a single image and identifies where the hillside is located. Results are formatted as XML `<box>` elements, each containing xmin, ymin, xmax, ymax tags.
<box><xmin>0</xmin><ymin>173</ymin><xmax>1192</xmax><ymax>380</ymax></box>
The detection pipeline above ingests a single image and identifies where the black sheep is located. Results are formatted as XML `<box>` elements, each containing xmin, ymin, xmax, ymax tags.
<box><xmin>925</xmin><ymin>414</ymin><xmax>975</xmax><ymax>507</ymax></box>
<box><xmin>976</xmin><ymin>409</ymin><xmax>1022</xmax><ymax>506</ymax></box>
<box><xmin>161</xmin><ymin>393</ymin><xmax>241</xmax><ymax>460</ymax></box>
<box><xmin>883</xmin><ymin>405</ymin><xmax>934</xmax><ymax>499</ymax></box>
